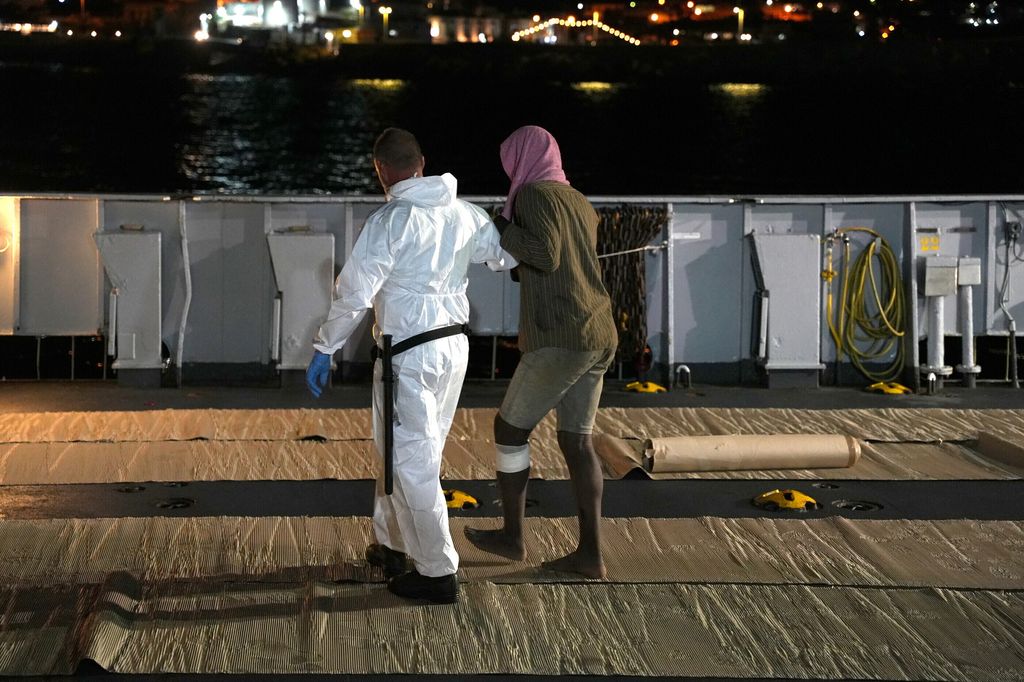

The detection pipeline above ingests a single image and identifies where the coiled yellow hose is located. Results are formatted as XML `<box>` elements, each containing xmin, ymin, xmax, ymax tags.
<box><xmin>823</xmin><ymin>227</ymin><xmax>906</xmax><ymax>382</ymax></box>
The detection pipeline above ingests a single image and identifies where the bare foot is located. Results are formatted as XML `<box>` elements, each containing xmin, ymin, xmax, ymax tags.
<box><xmin>541</xmin><ymin>550</ymin><xmax>607</xmax><ymax>580</ymax></box>
<box><xmin>463</xmin><ymin>527</ymin><xmax>526</xmax><ymax>561</ymax></box>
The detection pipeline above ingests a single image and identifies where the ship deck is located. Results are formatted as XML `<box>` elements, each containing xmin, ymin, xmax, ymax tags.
<box><xmin>0</xmin><ymin>379</ymin><xmax>1022</xmax><ymax>682</ymax></box>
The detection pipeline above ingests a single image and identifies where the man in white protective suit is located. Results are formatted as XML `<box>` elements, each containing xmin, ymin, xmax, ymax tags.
<box><xmin>305</xmin><ymin>128</ymin><xmax>515</xmax><ymax>604</ymax></box>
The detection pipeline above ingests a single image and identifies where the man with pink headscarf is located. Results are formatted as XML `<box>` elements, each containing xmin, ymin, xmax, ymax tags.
<box><xmin>464</xmin><ymin>125</ymin><xmax>617</xmax><ymax>579</ymax></box>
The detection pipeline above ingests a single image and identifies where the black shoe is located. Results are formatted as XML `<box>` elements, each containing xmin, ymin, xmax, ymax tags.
<box><xmin>387</xmin><ymin>570</ymin><xmax>459</xmax><ymax>604</ymax></box>
<box><xmin>365</xmin><ymin>543</ymin><xmax>408</xmax><ymax>579</ymax></box>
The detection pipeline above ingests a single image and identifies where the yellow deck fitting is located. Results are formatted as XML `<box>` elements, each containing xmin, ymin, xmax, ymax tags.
<box><xmin>443</xmin><ymin>489</ymin><xmax>479</xmax><ymax>510</ymax></box>
<box><xmin>752</xmin><ymin>488</ymin><xmax>821</xmax><ymax>511</ymax></box>
<box><xmin>866</xmin><ymin>381</ymin><xmax>913</xmax><ymax>394</ymax></box>
<box><xmin>625</xmin><ymin>381</ymin><xmax>666</xmax><ymax>393</ymax></box>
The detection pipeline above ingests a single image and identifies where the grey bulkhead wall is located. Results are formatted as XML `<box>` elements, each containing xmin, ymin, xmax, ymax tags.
<box><xmin>659</xmin><ymin>201</ymin><xmax>916</xmax><ymax>381</ymax></box>
<box><xmin>86</xmin><ymin>196</ymin><xmax>1024</xmax><ymax>375</ymax></box>
<box><xmin>99</xmin><ymin>199</ymin><xmax>275</xmax><ymax>366</ymax></box>
<box><xmin>142</xmin><ymin>197</ymin><xmax>507</xmax><ymax>371</ymax></box>
<box><xmin>661</xmin><ymin>203</ymin><xmax>748</xmax><ymax>380</ymax></box>
<box><xmin>988</xmin><ymin>202</ymin><xmax>1024</xmax><ymax>334</ymax></box>
<box><xmin>180</xmin><ymin>201</ymin><xmax>274</xmax><ymax>364</ymax></box>
<box><xmin>912</xmin><ymin>202</ymin><xmax>987</xmax><ymax>337</ymax></box>
<box><xmin>18</xmin><ymin>199</ymin><xmax>104</xmax><ymax>336</ymax></box>
<box><xmin>103</xmin><ymin>201</ymin><xmax>182</xmax><ymax>357</ymax></box>
<box><xmin>823</xmin><ymin>202</ymin><xmax>907</xmax><ymax>374</ymax></box>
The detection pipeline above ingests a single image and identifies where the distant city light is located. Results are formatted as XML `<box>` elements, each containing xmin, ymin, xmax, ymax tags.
<box><xmin>857</xmin><ymin>29</ymin><xmax>865</xmax><ymax>36</ymax></box>
<box><xmin>673</xmin><ymin>28</ymin><xmax>680</xmax><ymax>35</ymax></box>
<box><xmin>881</xmin><ymin>31</ymin><xmax>889</xmax><ymax>38</ymax></box>
<box><xmin>194</xmin><ymin>29</ymin><xmax>209</xmax><ymax>41</ymax></box>
<box><xmin>512</xmin><ymin>15</ymin><xmax>639</xmax><ymax>45</ymax></box>
<box><xmin>784</xmin><ymin>4</ymin><xmax>793</xmax><ymax>12</ymax></box>
<box><xmin>325</xmin><ymin>30</ymin><xmax>334</xmax><ymax>41</ymax></box>
<box><xmin>267</xmin><ymin>0</ymin><xmax>288</xmax><ymax>27</ymax></box>
<box><xmin>766</xmin><ymin>0</ymin><xmax>773</xmax><ymax>5</ymax></box>
<box><xmin>629</xmin><ymin>1</ymin><xmax>636</xmax><ymax>7</ymax></box>
<box><xmin>477</xmin><ymin>32</ymin><xmax>486</xmax><ymax>41</ymax></box>
<box><xmin>115</xmin><ymin>30</ymin><xmax>121</xmax><ymax>37</ymax></box>
<box><xmin>816</xmin><ymin>1</ymin><xmax>823</xmax><ymax>7</ymax></box>
<box><xmin>90</xmin><ymin>30</ymin><xmax>97</xmax><ymax>37</ymax></box>
<box><xmin>709</xmin><ymin>32</ymin><xmax>719</xmax><ymax>39</ymax></box>
<box><xmin>66</xmin><ymin>29</ymin><xmax>72</xmax><ymax>35</ymax></box>
<box><xmin>740</xmin><ymin>32</ymin><xmax>752</xmax><ymax>40</ymax></box>
<box><xmin>853</xmin><ymin>10</ymin><xmax>860</xmax><ymax>17</ymax></box>
<box><xmin>694</xmin><ymin>8</ymin><xmax>702</xmax><ymax>15</ymax></box>
<box><xmin>532</xmin><ymin>14</ymin><xmax>540</xmax><ymax>22</ymax></box>
<box><xmin>577</xmin><ymin>3</ymin><xmax>583</xmax><ymax>9</ymax></box>
<box><xmin>342</xmin><ymin>29</ymin><xmax>352</xmax><ymax>38</ymax></box>
<box><xmin>686</xmin><ymin>1</ymin><xmax>694</xmax><ymax>7</ymax></box>
<box><xmin>48</xmin><ymin>21</ymin><xmax>58</xmax><ymax>31</ymax></box>
<box><xmin>650</xmin><ymin>13</ymin><xmax>659</xmax><ymax>22</ymax></box>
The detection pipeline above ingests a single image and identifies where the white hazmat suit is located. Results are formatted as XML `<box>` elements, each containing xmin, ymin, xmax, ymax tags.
<box><xmin>313</xmin><ymin>172</ymin><xmax>514</xmax><ymax>577</ymax></box>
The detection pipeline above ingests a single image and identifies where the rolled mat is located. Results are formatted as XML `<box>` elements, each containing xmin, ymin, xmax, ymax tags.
<box><xmin>646</xmin><ymin>433</ymin><xmax>862</xmax><ymax>473</ymax></box>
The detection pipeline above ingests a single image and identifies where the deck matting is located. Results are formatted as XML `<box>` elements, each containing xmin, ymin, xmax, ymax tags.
<box><xmin>1</xmin><ymin>404</ymin><xmax>1023</xmax><ymax>677</ymax></box>
<box><xmin>0</xmin><ymin>408</ymin><xmax>1022</xmax><ymax>484</ymax></box>
<box><xmin>3</xmin><ymin>406</ymin><xmax>1024</xmax><ymax>443</ymax></box>
<box><xmin>0</xmin><ymin>516</ymin><xmax>1021</xmax><ymax>591</ymax></box>
<box><xmin>0</xmin><ymin>516</ymin><xmax>1021</xmax><ymax>678</ymax></box>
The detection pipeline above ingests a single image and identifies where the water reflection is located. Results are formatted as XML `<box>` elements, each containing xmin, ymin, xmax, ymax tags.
<box><xmin>351</xmin><ymin>79</ymin><xmax>407</xmax><ymax>90</ymax></box>
<box><xmin>571</xmin><ymin>81</ymin><xmax>619</xmax><ymax>103</ymax></box>
<box><xmin>1</xmin><ymin>63</ymin><xmax>1022</xmax><ymax>196</ymax></box>
<box><xmin>177</xmin><ymin>74</ymin><xmax>404</xmax><ymax>194</ymax></box>
<box><xmin>712</xmin><ymin>82</ymin><xmax>768</xmax><ymax>97</ymax></box>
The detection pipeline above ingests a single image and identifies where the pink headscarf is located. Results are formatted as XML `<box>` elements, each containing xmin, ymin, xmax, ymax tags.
<box><xmin>499</xmin><ymin>125</ymin><xmax>569</xmax><ymax>220</ymax></box>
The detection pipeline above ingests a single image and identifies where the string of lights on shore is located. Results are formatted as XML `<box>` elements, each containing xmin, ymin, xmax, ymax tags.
<box><xmin>511</xmin><ymin>16</ymin><xmax>641</xmax><ymax>45</ymax></box>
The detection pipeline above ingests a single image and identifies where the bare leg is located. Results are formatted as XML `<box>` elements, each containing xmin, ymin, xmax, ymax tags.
<box><xmin>541</xmin><ymin>431</ymin><xmax>606</xmax><ymax>579</ymax></box>
<box><xmin>464</xmin><ymin>414</ymin><xmax>531</xmax><ymax>561</ymax></box>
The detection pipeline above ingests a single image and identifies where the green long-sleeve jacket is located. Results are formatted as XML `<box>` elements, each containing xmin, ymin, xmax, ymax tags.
<box><xmin>498</xmin><ymin>181</ymin><xmax>618</xmax><ymax>354</ymax></box>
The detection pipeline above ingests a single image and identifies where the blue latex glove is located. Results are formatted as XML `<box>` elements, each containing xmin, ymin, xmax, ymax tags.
<box><xmin>306</xmin><ymin>351</ymin><xmax>331</xmax><ymax>398</ymax></box>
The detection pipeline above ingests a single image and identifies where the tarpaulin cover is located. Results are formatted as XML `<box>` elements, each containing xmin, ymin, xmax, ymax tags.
<box><xmin>1</xmin><ymin>407</ymin><xmax>1022</xmax><ymax>483</ymax></box>
<box><xmin>0</xmin><ymin>516</ymin><xmax>1022</xmax><ymax>677</ymax></box>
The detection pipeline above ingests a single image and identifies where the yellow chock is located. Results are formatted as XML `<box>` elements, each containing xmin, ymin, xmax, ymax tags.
<box><xmin>866</xmin><ymin>381</ymin><xmax>913</xmax><ymax>395</ymax></box>
<box><xmin>443</xmin><ymin>489</ymin><xmax>479</xmax><ymax>510</ymax></box>
<box><xmin>752</xmin><ymin>488</ymin><xmax>820</xmax><ymax>511</ymax></box>
<box><xmin>625</xmin><ymin>381</ymin><xmax>666</xmax><ymax>394</ymax></box>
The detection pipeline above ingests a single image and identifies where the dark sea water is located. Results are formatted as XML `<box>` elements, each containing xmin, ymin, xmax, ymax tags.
<box><xmin>2</xmin><ymin>61</ymin><xmax>1023</xmax><ymax>196</ymax></box>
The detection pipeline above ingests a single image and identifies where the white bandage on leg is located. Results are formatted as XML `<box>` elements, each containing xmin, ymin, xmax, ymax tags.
<box><xmin>495</xmin><ymin>443</ymin><xmax>530</xmax><ymax>473</ymax></box>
